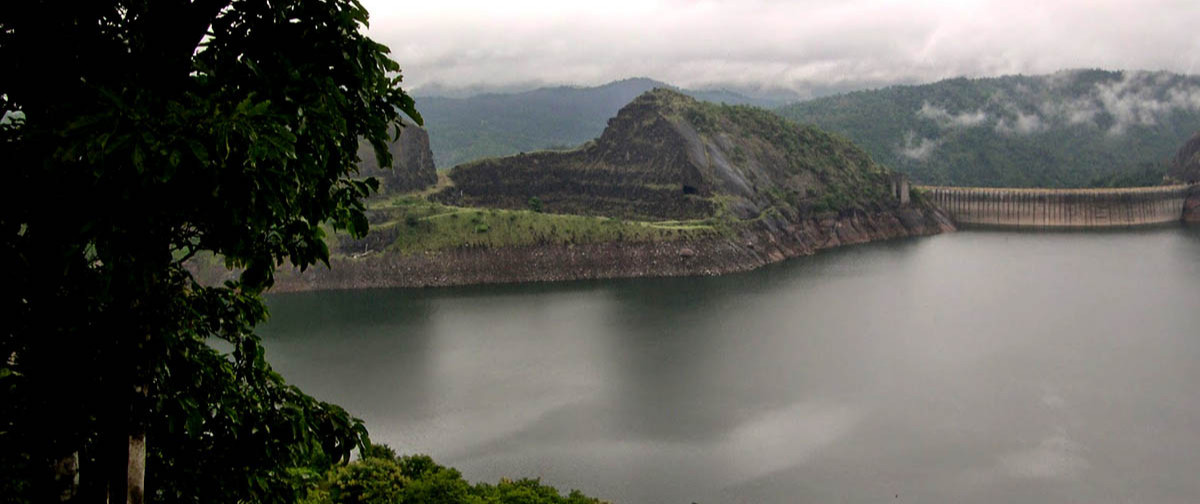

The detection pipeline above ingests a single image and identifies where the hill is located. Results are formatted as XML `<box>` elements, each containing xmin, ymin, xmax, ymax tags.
<box><xmin>434</xmin><ymin>88</ymin><xmax>915</xmax><ymax>222</ymax></box>
<box><xmin>776</xmin><ymin>70</ymin><xmax>1200</xmax><ymax>188</ymax></box>
<box><xmin>248</xmin><ymin>89</ymin><xmax>952</xmax><ymax>290</ymax></box>
<box><xmin>415</xmin><ymin>78</ymin><xmax>790</xmax><ymax>168</ymax></box>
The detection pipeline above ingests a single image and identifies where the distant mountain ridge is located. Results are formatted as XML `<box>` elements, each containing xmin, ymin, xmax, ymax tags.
<box><xmin>415</xmin><ymin>78</ymin><xmax>795</xmax><ymax>168</ymax></box>
<box><xmin>776</xmin><ymin>69</ymin><xmax>1200</xmax><ymax>188</ymax></box>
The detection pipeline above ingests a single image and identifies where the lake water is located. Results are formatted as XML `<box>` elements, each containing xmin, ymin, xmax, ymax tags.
<box><xmin>261</xmin><ymin>226</ymin><xmax>1200</xmax><ymax>504</ymax></box>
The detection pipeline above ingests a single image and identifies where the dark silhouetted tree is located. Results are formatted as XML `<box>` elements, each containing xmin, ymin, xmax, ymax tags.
<box><xmin>0</xmin><ymin>1</ymin><xmax>419</xmax><ymax>502</ymax></box>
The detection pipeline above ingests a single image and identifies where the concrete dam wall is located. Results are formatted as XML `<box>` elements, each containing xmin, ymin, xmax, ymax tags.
<box><xmin>919</xmin><ymin>185</ymin><xmax>1192</xmax><ymax>228</ymax></box>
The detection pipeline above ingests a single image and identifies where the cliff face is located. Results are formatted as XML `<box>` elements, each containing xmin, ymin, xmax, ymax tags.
<box><xmin>1170</xmin><ymin>131</ymin><xmax>1200</xmax><ymax>222</ymax></box>
<box><xmin>1171</xmin><ymin>132</ymin><xmax>1200</xmax><ymax>183</ymax></box>
<box><xmin>435</xmin><ymin>89</ymin><xmax>911</xmax><ymax>222</ymax></box>
<box><xmin>356</xmin><ymin>123</ymin><xmax>437</xmax><ymax>194</ymax></box>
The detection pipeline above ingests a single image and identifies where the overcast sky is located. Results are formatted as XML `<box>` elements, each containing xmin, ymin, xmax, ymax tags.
<box><xmin>362</xmin><ymin>0</ymin><xmax>1200</xmax><ymax>97</ymax></box>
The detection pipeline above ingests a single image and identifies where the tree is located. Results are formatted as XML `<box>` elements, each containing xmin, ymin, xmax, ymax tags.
<box><xmin>302</xmin><ymin>446</ymin><xmax>605</xmax><ymax>504</ymax></box>
<box><xmin>0</xmin><ymin>1</ymin><xmax>419</xmax><ymax>502</ymax></box>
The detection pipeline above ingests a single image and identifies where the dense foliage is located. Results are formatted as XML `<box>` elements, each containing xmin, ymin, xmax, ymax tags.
<box><xmin>418</xmin><ymin>78</ymin><xmax>782</xmax><ymax>169</ymax></box>
<box><xmin>673</xmin><ymin>96</ymin><xmax>895</xmax><ymax>213</ymax></box>
<box><xmin>301</xmin><ymin>447</ymin><xmax>606</xmax><ymax>504</ymax></box>
<box><xmin>1</xmin><ymin>1</ymin><xmax>416</xmax><ymax>502</ymax></box>
<box><xmin>776</xmin><ymin>69</ymin><xmax>1200</xmax><ymax>187</ymax></box>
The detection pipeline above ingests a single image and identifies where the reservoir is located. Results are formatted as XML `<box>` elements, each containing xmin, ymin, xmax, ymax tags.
<box><xmin>261</xmin><ymin>226</ymin><xmax>1200</xmax><ymax>504</ymax></box>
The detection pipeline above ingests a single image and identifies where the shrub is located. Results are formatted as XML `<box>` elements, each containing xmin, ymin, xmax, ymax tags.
<box><xmin>303</xmin><ymin>447</ymin><xmax>606</xmax><ymax>504</ymax></box>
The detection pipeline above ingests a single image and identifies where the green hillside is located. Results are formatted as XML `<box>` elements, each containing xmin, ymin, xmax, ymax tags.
<box><xmin>353</xmin><ymin>89</ymin><xmax>937</xmax><ymax>257</ymax></box>
<box><xmin>776</xmin><ymin>70</ymin><xmax>1200</xmax><ymax>187</ymax></box>
<box><xmin>434</xmin><ymin>89</ymin><xmax>908</xmax><ymax>222</ymax></box>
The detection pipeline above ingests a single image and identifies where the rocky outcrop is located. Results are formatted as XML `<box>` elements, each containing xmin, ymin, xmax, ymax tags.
<box><xmin>434</xmin><ymin>89</ymin><xmax>909</xmax><ymax>222</ymax></box>
<box><xmin>270</xmin><ymin>208</ymin><xmax>953</xmax><ymax>292</ymax></box>
<box><xmin>1184</xmin><ymin>185</ymin><xmax>1200</xmax><ymax>223</ymax></box>
<box><xmin>1170</xmin><ymin>132</ymin><xmax>1200</xmax><ymax>222</ymax></box>
<box><xmin>1170</xmin><ymin>132</ymin><xmax>1200</xmax><ymax>183</ymax></box>
<box><xmin>356</xmin><ymin>122</ymin><xmax>437</xmax><ymax>194</ymax></box>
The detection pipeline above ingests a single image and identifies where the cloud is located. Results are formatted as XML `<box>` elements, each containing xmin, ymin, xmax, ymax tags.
<box><xmin>974</xmin><ymin>71</ymin><xmax>1200</xmax><ymax>136</ymax></box>
<box><xmin>918</xmin><ymin>102</ymin><xmax>989</xmax><ymax>128</ymax></box>
<box><xmin>1038</xmin><ymin>96</ymin><xmax>1102</xmax><ymax>126</ymax></box>
<box><xmin>997</xmin><ymin>432</ymin><xmax>1088</xmax><ymax>480</ymax></box>
<box><xmin>360</xmin><ymin>0</ymin><xmax>1200</xmax><ymax>94</ymax></box>
<box><xmin>1093</xmin><ymin>72</ymin><xmax>1200</xmax><ymax>134</ymax></box>
<box><xmin>995</xmin><ymin>110</ymin><xmax>1047</xmax><ymax>135</ymax></box>
<box><xmin>899</xmin><ymin>131</ymin><xmax>940</xmax><ymax>161</ymax></box>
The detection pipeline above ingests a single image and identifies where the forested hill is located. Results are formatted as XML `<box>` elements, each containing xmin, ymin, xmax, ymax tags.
<box><xmin>435</xmin><ymin>88</ymin><xmax>915</xmax><ymax>220</ymax></box>
<box><xmin>776</xmin><ymin>70</ymin><xmax>1200</xmax><ymax>188</ymax></box>
<box><xmin>415</xmin><ymin>78</ymin><xmax>789</xmax><ymax>168</ymax></box>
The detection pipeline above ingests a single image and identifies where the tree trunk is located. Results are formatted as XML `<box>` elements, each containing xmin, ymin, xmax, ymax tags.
<box><xmin>50</xmin><ymin>452</ymin><xmax>79</xmax><ymax>502</ymax></box>
<box><xmin>127</xmin><ymin>433</ymin><xmax>145</xmax><ymax>504</ymax></box>
<box><xmin>106</xmin><ymin>416</ymin><xmax>129</xmax><ymax>504</ymax></box>
<box><xmin>125</xmin><ymin>332</ymin><xmax>152</xmax><ymax>504</ymax></box>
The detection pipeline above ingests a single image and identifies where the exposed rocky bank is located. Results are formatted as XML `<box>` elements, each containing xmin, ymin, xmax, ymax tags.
<box><xmin>1170</xmin><ymin>131</ymin><xmax>1200</xmax><ymax>222</ymax></box>
<box><xmin>249</xmin><ymin>90</ymin><xmax>958</xmax><ymax>291</ymax></box>
<box><xmin>271</xmin><ymin>209</ymin><xmax>952</xmax><ymax>291</ymax></box>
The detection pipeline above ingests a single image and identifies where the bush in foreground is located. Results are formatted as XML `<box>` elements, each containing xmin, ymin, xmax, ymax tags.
<box><xmin>303</xmin><ymin>447</ymin><xmax>606</xmax><ymax>504</ymax></box>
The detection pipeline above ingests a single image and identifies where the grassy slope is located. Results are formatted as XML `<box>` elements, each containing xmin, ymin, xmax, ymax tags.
<box><xmin>351</xmin><ymin>195</ymin><xmax>715</xmax><ymax>256</ymax></box>
<box><xmin>340</xmin><ymin>90</ymin><xmax>916</xmax><ymax>259</ymax></box>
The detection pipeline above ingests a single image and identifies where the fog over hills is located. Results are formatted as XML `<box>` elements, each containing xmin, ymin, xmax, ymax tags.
<box><xmin>411</xmin><ymin>70</ymin><xmax>1200</xmax><ymax>189</ymax></box>
<box><xmin>778</xmin><ymin>69</ymin><xmax>1200</xmax><ymax>188</ymax></box>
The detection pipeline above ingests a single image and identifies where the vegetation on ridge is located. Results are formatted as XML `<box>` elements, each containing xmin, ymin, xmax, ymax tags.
<box><xmin>301</xmin><ymin>445</ymin><xmax>605</xmax><ymax>504</ymax></box>
<box><xmin>435</xmin><ymin>88</ymin><xmax>909</xmax><ymax>228</ymax></box>
<box><xmin>776</xmin><ymin>69</ymin><xmax>1200</xmax><ymax>188</ymax></box>
<box><xmin>331</xmin><ymin>195</ymin><xmax>716</xmax><ymax>257</ymax></box>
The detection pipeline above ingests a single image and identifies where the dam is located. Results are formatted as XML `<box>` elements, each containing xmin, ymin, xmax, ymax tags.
<box><xmin>919</xmin><ymin>184</ymin><xmax>1193</xmax><ymax>228</ymax></box>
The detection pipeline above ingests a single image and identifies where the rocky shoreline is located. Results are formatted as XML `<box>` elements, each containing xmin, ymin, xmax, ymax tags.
<box><xmin>268</xmin><ymin>207</ymin><xmax>955</xmax><ymax>292</ymax></box>
<box><xmin>1184</xmin><ymin>185</ymin><xmax>1200</xmax><ymax>223</ymax></box>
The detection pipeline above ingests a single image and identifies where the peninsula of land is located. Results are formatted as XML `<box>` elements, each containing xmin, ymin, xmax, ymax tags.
<box><xmin>193</xmin><ymin>89</ymin><xmax>1200</xmax><ymax>292</ymax></box>
<box><xmin>192</xmin><ymin>90</ymin><xmax>953</xmax><ymax>291</ymax></box>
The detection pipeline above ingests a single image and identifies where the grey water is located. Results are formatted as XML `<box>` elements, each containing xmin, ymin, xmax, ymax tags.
<box><xmin>260</xmin><ymin>226</ymin><xmax>1200</xmax><ymax>504</ymax></box>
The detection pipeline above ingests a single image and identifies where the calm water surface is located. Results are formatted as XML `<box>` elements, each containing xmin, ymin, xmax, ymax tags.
<box><xmin>261</xmin><ymin>227</ymin><xmax>1200</xmax><ymax>504</ymax></box>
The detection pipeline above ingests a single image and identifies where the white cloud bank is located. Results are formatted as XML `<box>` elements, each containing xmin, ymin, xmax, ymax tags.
<box><xmin>915</xmin><ymin>71</ymin><xmax>1200</xmax><ymax>137</ymax></box>
<box><xmin>918</xmin><ymin>102</ymin><xmax>989</xmax><ymax>128</ymax></box>
<box><xmin>361</xmin><ymin>0</ymin><xmax>1200</xmax><ymax>95</ymax></box>
<box><xmin>899</xmin><ymin>131</ymin><xmax>941</xmax><ymax>161</ymax></box>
